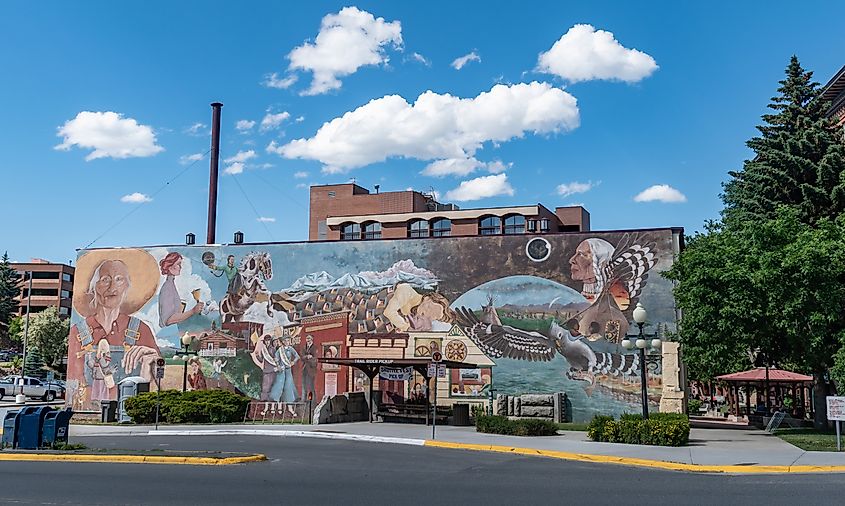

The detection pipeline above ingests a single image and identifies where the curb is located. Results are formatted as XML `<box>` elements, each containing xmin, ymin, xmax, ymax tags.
<box><xmin>149</xmin><ymin>429</ymin><xmax>426</xmax><ymax>446</ymax></box>
<box><xmin>0</xmin><ymin>452</ymin><xmax>266</xmax><ymax>466</ymax></box>
<box><xmin>423</xmin><ymin>441</ymin><xmax>845</xmax><ymax>474</ymax></box>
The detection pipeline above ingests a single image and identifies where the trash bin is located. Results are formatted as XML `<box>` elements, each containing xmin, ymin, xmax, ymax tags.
<box><xmin>1</xmin><ymin>410</ymin><xmax>21</xmax><ymax>448</ymax></box>
<box><xmin>17</xmin><ymin>406</ymin><xmax>51</xmax><ymax>449</ymax></box>
<box><xmin>100</xmin><ymin>400</ymin><xmax>118</xmax><ymax>423</ymax></box>
<box><xmin>42</xmin><ymin>409</ymin><xmax>74</xmax><ymax>448</ymax></box>
<box><xmin>452</xmin><ymin>403</ymin><xmax>471</xmax><ymax>426</ymax></box>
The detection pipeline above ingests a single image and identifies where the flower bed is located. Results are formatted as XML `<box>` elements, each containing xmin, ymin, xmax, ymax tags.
<box><xmin>587</xmin><ymin>413</ymin><xmax>690</xmax><ymax>446</ymax></box>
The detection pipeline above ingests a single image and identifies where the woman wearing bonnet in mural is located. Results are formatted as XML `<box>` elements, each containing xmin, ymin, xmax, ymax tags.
<box><xmin>568</xmin><ymin>235</ymin><xmax>657</xmax><ymax>342</ymax></box>
<box><xmin>67</xmin><ymin>249</ymin><xmax>160</xmax><ymax>410</ymax></box>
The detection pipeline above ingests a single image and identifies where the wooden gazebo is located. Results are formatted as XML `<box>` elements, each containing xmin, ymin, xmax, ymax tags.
<box><xmin>716</xmin><ymin>367</ymin><xmax>813</xmax><ymax>419</ymax></box>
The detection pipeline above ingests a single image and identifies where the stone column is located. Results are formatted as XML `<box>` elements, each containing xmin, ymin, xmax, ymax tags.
<box><xmin>659</xmin><ymin>341</ymin><xmax>685</xmax><ymax>414</ymax></box>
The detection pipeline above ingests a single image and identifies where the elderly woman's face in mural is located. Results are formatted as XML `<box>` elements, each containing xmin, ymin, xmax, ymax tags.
<box><xmin>569</xmin><ymin>241</ymin><xmax>595</xmax><ymax>282</ymax></box>
<box><xmin>94</xmin><ymin>261</ymin><xmax>131</xmax><ymax>309</ymax></box>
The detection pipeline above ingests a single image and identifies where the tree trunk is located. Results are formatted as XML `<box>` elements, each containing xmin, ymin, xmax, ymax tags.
<box><xmin>813</xmin><ymin>370</ymin><xmax>829</xmax><ymax>430</ymax></box>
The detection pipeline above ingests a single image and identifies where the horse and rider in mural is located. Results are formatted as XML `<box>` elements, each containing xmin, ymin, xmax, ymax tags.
<box><xmin>216</xmin><ymin>251</ymin><xmax>274</xmax><ymax>323</ymax></box>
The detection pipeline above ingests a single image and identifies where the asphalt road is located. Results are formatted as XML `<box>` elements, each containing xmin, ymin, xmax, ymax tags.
<box><xmin>0</xmin><ymin>435</ymin><xmax>841</xmax><ymax>505</ymax></box>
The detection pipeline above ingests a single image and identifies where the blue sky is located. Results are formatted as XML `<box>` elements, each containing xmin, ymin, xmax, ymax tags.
<box><xmin>3</xmin><ymin>1</ymin><xmax>845</xmax><ymax>263</ymax></box>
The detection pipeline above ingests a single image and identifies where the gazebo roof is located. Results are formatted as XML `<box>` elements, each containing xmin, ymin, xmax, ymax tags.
<box><xmin>716</xmin><ymin>367</ymin><xmax>812</xmax><ymax>383</ymax></box>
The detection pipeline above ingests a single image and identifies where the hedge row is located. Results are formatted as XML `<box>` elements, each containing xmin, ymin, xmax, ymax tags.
<box><xmin>587</xmin><ymin>413</ymin><xmax>690</xmax><ymax>446</ymax></box>
<box><xmin>476</xmin><ymin>415</ymin><xmax>558</xmax><ymax>436</ymax></box>
<box><xmin>123</xmin><ymin>389</ymin><xmax>252</xmax><ymax>424</ymax></box>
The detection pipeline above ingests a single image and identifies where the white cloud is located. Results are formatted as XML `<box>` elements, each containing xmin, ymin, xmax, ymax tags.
<box><xmin>444</xmin><ymin>173</ymin><xmax>514</xmax><ymax>201</ymax></box>
<box><xmin>451</xmin><ymin>51</ymin><xmax>480</xmax><ymax>70</ymax></box>
<box><xmin>262</xmin><ymin>72</ymin><xmax>298</xmax><ymax>89</ymax></box>
<box><xmin>260</xmin><ymin>111</ymin><xmax>291</xmax><ymax>132</ymax></box>
<box><xmin>634</xmin><ymin>184</ymin><xmax>687</xmax><ymax>203</ymax></box>
<box><xmin>537</xmin><ymin>24</ymin><xmax>658</xmax><ymax>83</ymax></box>
<box><xmin>275</xmin><ymin>82</ymin><xmax>579</xmax><ymax>174</ymax></box>
<box><xmin>120</xmin><ymin>192</ymin><xmax>153</xmax><ymax>203</ymax></box>
<box><xmin>557</xmin><ymin>180</ymin><xmax>598</xmax><ymax>197</ymax></box>
<box><xmin>257</xmin><ymin>216</ymin><xmax>276</xmax><ymax>223</ymax></box>
<box><xmin>422</xmin><ymin>158</ymin><xmax>483</xmax><ymax>177</ymax></box>
<box><xmin>224</xmin><ymin>162</ymin><xmax>245</xmax><ymax>175</ymax></box>
<box><xmin>286</xmin><ymin>6</ymin><xmax>402</xmax><ymax>95</ymax></box>
<box><xmin>486</xmin><ymin>160</ymin><xmax>511</xmax><ymax>174</ymax></box>
<box><xmin>296</xmin><ymin>183</ymin><xmax>307</xmax><ymax>189</ymax></box>
<box><xmin>55</xmin><ymin>111</ymin><xmax>164</xmax><ymax>161</ymax></box>
<box><xmin>236</xmin><ymin>119</ymin><xmax>256</xmax><ymax>132</ymax></box>
<box><xmin>410</xmin><ymin>52</ymin><xmax>431</xmax><ymax>66</ymax></box>
<box><xmin>293</xmin><ymin>171</ymin><xmax>309</xmax><ymax>179</ymax></box>
<box><xmin>184</xmin><ymin>122</ymin><xmax>207</xmax><ymax>136</ymax></box>
<box><xmin>224</xmin><ymin>150</ymin><xmax>257</xmax><ymax>164</ymax></box>
<box><xmin>295</xmin><ymin>115</ymin><xmax>305</xmax><ymax>123</ymax></box>
<box><xmin>179</xmin><ymin>152</ymin><xmax>205</xmax><ymax>165</ymax></box>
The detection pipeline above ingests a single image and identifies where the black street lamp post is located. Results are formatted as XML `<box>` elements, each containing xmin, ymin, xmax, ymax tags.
<box><xmin>175</xmin><ymin>333</ymin><xmax>197</xmax><ymax>392</ymax></box>
<box><xmin>621</xmin><ymin>303</ymin><xmax>661</xmax><ymax>420</ymax></box>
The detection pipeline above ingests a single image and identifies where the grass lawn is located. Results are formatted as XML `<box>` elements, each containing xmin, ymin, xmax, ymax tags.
<box><xmin>777</xmin><ymin>428</ymin><xmax>845</xmax><ymax>452</ymax></box>
<box><xmin>556</xmin><ymin>422</ymin><xmax>588</xmax><ymax>432</ymax></box>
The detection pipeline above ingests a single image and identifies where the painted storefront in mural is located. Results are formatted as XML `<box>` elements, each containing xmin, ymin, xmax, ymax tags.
<box><xmin>65</xmin><ymin>229</ymin><xmax>680</xmax><ymax>422</ymax></box>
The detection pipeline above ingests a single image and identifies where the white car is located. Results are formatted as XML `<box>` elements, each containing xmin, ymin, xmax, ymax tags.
<box><xmin>0</xmin><ymin>376</ymin><xmax>61</xmax><ymax>401</ymax></box>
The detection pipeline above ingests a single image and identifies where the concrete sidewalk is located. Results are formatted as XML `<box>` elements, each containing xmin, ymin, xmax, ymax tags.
<box><xmin>70</xmin><ymin>422</ymin><xmax>845</xmax><ymax>470</ymax></box>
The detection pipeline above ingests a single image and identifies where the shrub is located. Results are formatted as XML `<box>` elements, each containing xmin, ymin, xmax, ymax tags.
<box><xmin>124</xmin><ymin>389</ymin><xmax>251</xmax><ymax>424</ymax></box>
<box><xmin>476</xmin><ymin>415</ymin><xmax>558</xmax><ymax>436</ymax></box>
<box><xmin>687</xmin><ymin>399</ymin><xmax>702</xmax><ymax>415</ymax></box>
<box><xmin>586</xmin><ymin>413</ymin><xmax>690</xmax><ymax>446</ymax></box>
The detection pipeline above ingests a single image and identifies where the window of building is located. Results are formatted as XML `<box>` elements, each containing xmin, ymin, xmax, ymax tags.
<box><xmin>503</xmin><ymin>215</ymin><xmax>526</xmax><ymax>235</ymax></box>
<box><xmin>22</xmin><ymin>288</ymin><xmax>58</xmax><ymax>298</ymax></box>
<box><xmin>526</xmin><ymin>219</ymin><xmax>537</xmax><ymax>232</ymax></box>
<box><xmin>340</xmin><ymin>222</ymin><xmax>361</xmax><ymax>240</ymax></box>
<box><xmin>408</xmin><ymin>219</ymin><xmax>429</xmax><ymax>238</ymax></box>
<box><xmin>317</xmin><ymin>220</ymin><xmax>327</xmax><ymax>240</ymax></box>
<box><xmin>431</xmin><ymin>218</ymin><xmax>451</xmax><ymax>237</ymax></box>
<box><xmin>59</xmin><ymin>306</ymin><xmax>70</xmax><ymax>316</ymax></box>
<box><xmin>62</xmin><ymin>273</ymin><xmax>73</xmax><ymax>282</ymax></box>
<box><xmin>327</xmin><ymin>191</ymin><xmax>336</xmax><ymax>198</ymax></box>
<box><xmin>540</xmin><ymin>218</ymin><xmax>551</xmax><ymax>232</ymax></box>
<box><xmin>479</xmin><ymin>216</ymin><xmax>502</xmax><ymax>235</ymax></box>
<box><xmin>31</xmin><ymin>272</ymin><xmax>59</xmax><ymax>280</ymax></box>
<box><xmin>60</xmin><ymin>290</ymin><xmax>70</xmax><ymax>299</ymax></box>
<box><xmin>362</xmin><ymin>222</ymin><xmax>382</xmax><ymax>240</ymax></box>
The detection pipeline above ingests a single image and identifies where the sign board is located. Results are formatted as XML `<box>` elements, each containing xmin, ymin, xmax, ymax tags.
<box><xmin>156</xmin><ymin>367</ymin><xmax>165</xmax><ymax>380</ymax></box>
<box><xmin>428</xmin><ymin>363</ymin><xmax>446</xmax><ymax>378</ymax></box>
<box><xmin>156</xmin><ymin>358</ymin><xmax>166</xmax><ymax>368</ymax></box>
<box><xmin>827</xmin><ymin>396</ymin><xmax>845</xmax><ymax>421</ymax></box>
<box><xmin>431</xmin><ymin>351</ymin><xmax>443</xmax><ymax>363</ymax></box>
<box><xmin>379</xmin><ymin>367</ymin><xmax>413</xmax><ymax>381</ymax></box>
<box><xmin>46</xmin><ymin>372</ymin><xmax>54</xmax><ymax>382</ymax></box>
<box><xmin>198</xmin><ymin>348</ymin><xmax>237</xmax><ymax>357</ymax></box>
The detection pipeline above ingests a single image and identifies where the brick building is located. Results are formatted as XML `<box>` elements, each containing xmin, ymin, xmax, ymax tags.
<box><xmin>12</xmin><ymin>259</ymin><xmax>75</xmax><ymax>317</ymax></box>
<box><xmin>309</xmin><ymin>183</ymin><xmax>590</xmax><ymax>242</ymax></box>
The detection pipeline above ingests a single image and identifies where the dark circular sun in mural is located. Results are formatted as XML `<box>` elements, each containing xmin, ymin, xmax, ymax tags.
<box><xmin>525</xmin><ymin>237</ymin><xmax>551</xmax><ymax>262</ymax></box>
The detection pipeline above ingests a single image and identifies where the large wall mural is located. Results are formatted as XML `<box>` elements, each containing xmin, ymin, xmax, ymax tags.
<box><xmin>66</xmin><ymin>229</ymin><xmax>680</xmax><ymax>422</ymax></box>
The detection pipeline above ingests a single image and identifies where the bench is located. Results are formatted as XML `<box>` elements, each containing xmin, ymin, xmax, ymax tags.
<box><xmin>376</xmin><ymin>403</ymin><xmax>450</xmax><ymax>424</ymax></box>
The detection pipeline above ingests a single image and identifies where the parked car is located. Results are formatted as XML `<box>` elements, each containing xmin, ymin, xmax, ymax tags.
<box><xmin>0</xmin><ymin>375</ymin><xmax>62</xmax><ymax>401</ymax></box>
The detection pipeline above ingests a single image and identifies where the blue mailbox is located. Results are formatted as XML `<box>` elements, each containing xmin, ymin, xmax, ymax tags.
<box><xmin>17</xmin><ymin>406</ymin><xmax>52</xmax><ymax>449</ymax></box>
<box><xmin>1</xmin><ymin>409</ymin><xmax>22</xmax><ymax>448</ymax></box>
<box><xmin>42</xmin><ymin>409</ymin><xmax>73</xmax><ymax>447</ymax></box>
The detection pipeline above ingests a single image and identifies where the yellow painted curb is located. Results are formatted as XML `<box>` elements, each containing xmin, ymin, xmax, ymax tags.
<box><xmin>423</xmin><ymin>441</ymin><xmax>845</xmax><ymax>474</ymax></box>
<box><xmin>0</xmin><ymin>453</ymin><xmax>266</xmax><ymax>466</ymax></box>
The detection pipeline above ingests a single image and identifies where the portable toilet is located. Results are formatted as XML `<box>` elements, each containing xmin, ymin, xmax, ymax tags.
<box><xmin>117</xmin><ymin>376</ymin><xmax>150</xmax><ymax>423</ymax></box>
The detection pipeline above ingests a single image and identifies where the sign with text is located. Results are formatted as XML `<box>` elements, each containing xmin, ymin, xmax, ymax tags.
<box><xmin>379</xmin><ymin>367</ymin><xmax>413</xmax><ymax>381</ymax></box>
<box><xmin>827</xmin><ymin>396</ymin><xmax>845</xmax><ymax>421</ymax></box>
<box><xmin>428</xmin><ymin>363</ymin><xmax>446</xmax><ymax>378</ymax></box>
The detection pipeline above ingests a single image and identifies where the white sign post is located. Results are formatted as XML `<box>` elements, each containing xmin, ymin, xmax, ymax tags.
<box><xmin>826</xmin><ymin>396</ymin><xmax>845</xmax><ymax>451</ymax></box>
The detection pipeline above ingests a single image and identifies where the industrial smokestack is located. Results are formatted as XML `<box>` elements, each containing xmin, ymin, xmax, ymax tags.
<box><xmin>207</xmin><ymin>102</ymin><xmax>223</xmax><ymax>244</ymax></box>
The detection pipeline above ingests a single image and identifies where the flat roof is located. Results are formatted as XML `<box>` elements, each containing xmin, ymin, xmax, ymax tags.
<box><xmin>326</xmin><ymin>205</ymin><xmax>541</xmax><ymax>226</ymax></box>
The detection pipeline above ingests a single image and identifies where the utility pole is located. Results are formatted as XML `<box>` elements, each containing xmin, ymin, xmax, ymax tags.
<box><xmin>18</xmin><ymin>272</ymin><xmax>32</xmax><ymax>401</ymax></box>
<box><xmin>207</xmin><ymin>102</ymin><xmax>223</xmax><ymax>244</ymax></box>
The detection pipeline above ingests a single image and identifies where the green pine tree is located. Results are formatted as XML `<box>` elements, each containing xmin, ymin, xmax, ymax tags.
<box><xmin>722</xmin><ymin>56</ymin><xmax>845</xmax><ymax>226</ymax></box>
<box><xmin>0</xmin><ymin>252</ymin><xmax>21</xmax><ymax>339</ymax></box>
<box><xmin>23</xmin><ymin>346</ymin><xmax>45</xmax><ymax>378</ymax></box>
